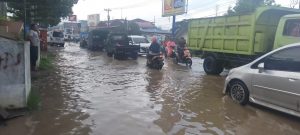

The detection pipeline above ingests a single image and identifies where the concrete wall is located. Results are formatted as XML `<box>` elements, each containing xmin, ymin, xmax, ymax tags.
<box><xmin>0</xmin><ymin>37</ymin><xmax>31</xmax><ymax>108</ymax></box>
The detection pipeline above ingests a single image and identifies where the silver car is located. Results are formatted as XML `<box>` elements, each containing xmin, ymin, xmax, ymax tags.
<box><xmin>224</xmin><ymin>43</ymin><xmax>300</xmax><ymax>117</ymax></box>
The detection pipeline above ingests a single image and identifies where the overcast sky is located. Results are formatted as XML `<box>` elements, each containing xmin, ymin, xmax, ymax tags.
<box><xmin>73</xmin><ymin>0</ymin><xmax>289</xmax><ymax>29</ymax></box>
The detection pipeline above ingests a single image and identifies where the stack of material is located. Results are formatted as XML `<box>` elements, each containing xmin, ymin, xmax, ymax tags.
<box><xmin>0</xmin><ymin>21</ymin><xmax>23</xmax><ymax>40</ymax></box>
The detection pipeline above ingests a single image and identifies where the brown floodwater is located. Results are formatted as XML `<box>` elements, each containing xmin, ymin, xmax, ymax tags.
<box><xmin>1</xmin><ymin>42</ymin><xmax>300</xmax><ymax>135</ymax></box>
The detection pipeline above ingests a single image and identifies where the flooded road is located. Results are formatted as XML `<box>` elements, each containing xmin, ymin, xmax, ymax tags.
<box><xmin>1</xmin><ymin>43</ymin><xmax>300</xmax><ymax>135</ymax></box>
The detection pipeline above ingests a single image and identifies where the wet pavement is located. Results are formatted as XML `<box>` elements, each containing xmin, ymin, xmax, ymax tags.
<box><xmin>1</xmin><ymin>42</ymin><xmax>300</xmax><ymax>135</ymax></box>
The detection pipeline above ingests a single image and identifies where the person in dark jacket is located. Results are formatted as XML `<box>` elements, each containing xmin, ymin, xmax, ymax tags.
<box><xmin>147</xmin><ymin>36</ymin><xmax>161</xmax><ymax>64</ymax></box>
<box><xmin>149</xmin><ymin>36</ymin><xmax>161</xmax><ymax>54</ymax></box>
<box><xmin>177</xmin><ymin>37</ymin><xmax>186</xmax><ymax>59</ymax></box>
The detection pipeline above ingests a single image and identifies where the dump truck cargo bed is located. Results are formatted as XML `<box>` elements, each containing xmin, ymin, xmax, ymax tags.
<box><xmin>188</xmin><ymin>6</ymin><xmax>300</xmax><ymax>55</ymax></box>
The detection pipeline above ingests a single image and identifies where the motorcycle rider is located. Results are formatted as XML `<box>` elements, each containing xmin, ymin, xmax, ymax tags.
<box><xmin>177</xmin><ymin>37</ymin><xmax>186</xmax><ymax>60</ymax></box>
<box><xmin>166</xmin><ymin>38</ymin><xmax>176</xmax><ymax>57</ymax></box>
<box><xmin>147</xmin><ymin>36</ymin><xmax>161</xmax><ymax>62</ymax></box>
<box><xmin>149</xmin><ymin>36</ymin><xmax>160</xmax><ymax>53</ymax></box>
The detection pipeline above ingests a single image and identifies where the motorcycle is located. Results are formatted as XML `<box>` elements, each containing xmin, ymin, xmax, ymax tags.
<box><xmin>173</xmin><ymin>47</ymin><xmax>192</xmax><ymax>67</ymax></box>
<box><xmin>146</xmin><ymin>52</ymin><xmax>164</xmax><ymax>70</ymax></box>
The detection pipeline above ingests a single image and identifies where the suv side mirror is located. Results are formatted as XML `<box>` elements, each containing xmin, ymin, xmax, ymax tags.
<box><xmin>258</xmin><ymin>63</ymin><xmax>265</xmax><ymax>73</ymax></box>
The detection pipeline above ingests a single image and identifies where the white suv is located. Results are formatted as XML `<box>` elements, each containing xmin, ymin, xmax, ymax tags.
<box><xmin>47</xmin><ymin>31</ymin><xmax>65</xmax><ymax>47</ymax></box>
<box><xmin>128</xmin><ymin>35</ymin><xmax>151</xmax><ymax>55</ymax></box>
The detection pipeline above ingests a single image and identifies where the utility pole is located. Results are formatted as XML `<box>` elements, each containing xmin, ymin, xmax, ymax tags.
<box><xmin>24</xmin><ymin>0</ymin><xmax>27</xmax><ymax>39</ymax></box>
<box><xmin>104</xmin><ymin>8</ymin><xmax>111</xmax><ymax>28</ymax></box>
<box><xmin>121</xmin><ymin>8</ymin><xmax>123</xmax><ymax>19</ymax></box>
<box><xmin>216</xmin><ymin>5</ymin><xmax>219</xmax><ymax>16</ymax></box>
<box><xmin>172</xmin><ymin>15</ymin><xmax>176</xmax><ymax>38</ymax></box>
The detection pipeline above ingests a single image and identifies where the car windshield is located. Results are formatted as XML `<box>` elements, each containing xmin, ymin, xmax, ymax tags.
<box><xmin>132</xmin><ymin>37</ymin><xmax>149</xmax><ymax>44</ymax></box>
<box><xmin>53</xmin><ymin>32</ymin><xmax>64</xmax><ymax>38</ymax></box>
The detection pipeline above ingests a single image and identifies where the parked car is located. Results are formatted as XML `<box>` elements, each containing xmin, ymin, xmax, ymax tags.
<box><xmin>224</xmin><ymin>43</ymin><xmax>300</xmax><ymax>117</ymax></box>
<box><xmin>47</xmin><ymin>30</ymin><xmax>65</xmax><ymax>47</ymax></box>
<box><xmin>106</xmin><ymin>33</ymin><xmax>140</xmax><ymax>60</ymax></box>
<box><xmin>128</xmin><ymin>35</ymin><xmax>150</xmax><ymax>55</ymax></box>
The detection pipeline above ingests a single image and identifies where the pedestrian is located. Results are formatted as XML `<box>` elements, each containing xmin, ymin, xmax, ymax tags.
<box><xmin>27</xmin><ymin>24</ymin><xmax>40</xmax><ymax>71</ymax></box>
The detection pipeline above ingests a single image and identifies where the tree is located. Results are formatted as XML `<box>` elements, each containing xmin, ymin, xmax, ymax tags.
<box><xmin>7</xmin><ymin>0</ymin><xmax>77</xmax><ymax>26</ymax></box>
<box><xmin>227</xmin><ymin>0</ymin><xmax>278</xmax><ymax>15</ymax></box>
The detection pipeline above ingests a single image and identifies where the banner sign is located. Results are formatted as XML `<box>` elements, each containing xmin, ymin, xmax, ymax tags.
<box><xmin>69</xmin><ymin>15</ymin><xmax>77</xmax><ymax>21</ymax></box>
<box><xmin>162</xmin><ymin>0</ymin><xmax>186</xmax><ymax>17</ymax></box>
<box><xmin>88</xmin><ymin>14</ymin><xmax>100</xmax><ymax>27</ymax></box>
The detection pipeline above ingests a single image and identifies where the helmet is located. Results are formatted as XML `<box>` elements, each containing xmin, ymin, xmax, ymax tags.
<box><xmin>151</xmin><ymin>36</ymin><xmax>157</xmax><ymax>43</ymax></box>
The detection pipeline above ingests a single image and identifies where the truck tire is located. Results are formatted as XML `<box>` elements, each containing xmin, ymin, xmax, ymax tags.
<box><xmin>203</xmin><ymin>56</ymin><xmax>223</xmax><ymax>75</ymax></box>
<box><xmin>114</xmin><ymin>53</ymin><xmax>121</xmax><ymax>60</ymax></box>
<box><xmin>132</xmin><ymin>52</ymin><xmax>138</xmax><ymax>60</ymax></box>
<box><xmin>107</xmin><ymin>52</ymin><xmax>113</xmax><ymax>57</ymax></box>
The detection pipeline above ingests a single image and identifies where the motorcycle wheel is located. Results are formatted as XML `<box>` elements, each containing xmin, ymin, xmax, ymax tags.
<box><xmin>146</xmin><ymin>59</ymin><xmax>150</xmax><ymax>67</ymax></box>
<box><xmin>173</xmin><ymin>56</ymin><xmax>179</xmax><ymax>64</ymax></box>
<box><xmin>186</xmin><ymin>58</ymin><xmax>192</xmax><ymax>67</ymax></box>
<box><xmin>157</xmin><ymin>61</ymin><xmax>164</xmax><ymax>70</ymax></box>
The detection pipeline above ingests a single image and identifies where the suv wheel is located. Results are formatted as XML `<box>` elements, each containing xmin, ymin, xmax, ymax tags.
<box><xmin>229</xmin><ymin>80</ymin><xmax>249</xmax><ymax>105</ymax></box>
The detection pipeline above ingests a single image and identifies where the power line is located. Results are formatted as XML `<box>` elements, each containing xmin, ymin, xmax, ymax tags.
<box><xmin>188</xmin><ymin>0</ymin><xmax>235</xmax><ymax>12</ymax></box>
<box><xmin>111</xmin><ymin>0</ymin><xmax>159</xmax><ymax>10</ymax></box>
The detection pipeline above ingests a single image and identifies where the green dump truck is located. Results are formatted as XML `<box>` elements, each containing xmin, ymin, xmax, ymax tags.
<box><xmin>188</xmin><ymin>7</ymin><xmax>300</xmax><ymax>75</ymax></box>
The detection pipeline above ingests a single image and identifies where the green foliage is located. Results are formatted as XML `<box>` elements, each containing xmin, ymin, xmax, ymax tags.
<box><xmin>27</xmin><ymin>88</ymin><xmax>40</xmax><ymax>110</ymax></box>
<box><xmin>7</xmin><ymin>0</ymin><xmax>77</xmax><ymax>26</ymax></box>
<box><xmin>0</xmin><ymin>16</ymin><xmax>7</xmax><ymax>22</ymax></box>
<box><xmin>39</xmin><ymin>54</ymin><xmax>55</xmax><ymax>70</ymax></box>
<box><xmin>227</xmin><ymin>0</ymin><xmax>278</xmax><ymax>15</ymax></box>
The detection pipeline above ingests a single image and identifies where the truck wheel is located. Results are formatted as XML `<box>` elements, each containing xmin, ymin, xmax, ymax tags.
<box><xmin>203</xmin><ymin>56</ymin><xmax>223</xmax><ymax>75</ymax></box>
<box><xmin>107</xmin><ymin>52</ymin><xmax>113</xmax><ymax>57</ymax></box>
<box><xmin>132</xmin><ymin>52</ymin><xmax>138</xmax><ymax>60</ymax></box>
<box><xmin>114</xmin><ymin>53</ymin><xmax>120</xmax><ymax>59</ymax></box>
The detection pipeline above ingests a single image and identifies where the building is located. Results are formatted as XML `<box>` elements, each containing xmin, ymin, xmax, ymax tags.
<box><xmin>174</xmin><ymin>20</ymin><xmax>188</xmax><ymax>39</ymax></box>
<box><xmin>79</xmin><ymin>20</ymin><xmax>88</xmax><ymax>32</ymax></box>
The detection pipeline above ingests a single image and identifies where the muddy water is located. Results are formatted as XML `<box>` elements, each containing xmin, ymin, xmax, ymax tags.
<box><xmin>1</xmin><ymin>43</ymin><xmax>300</xmax><ymax>135</ymax></box>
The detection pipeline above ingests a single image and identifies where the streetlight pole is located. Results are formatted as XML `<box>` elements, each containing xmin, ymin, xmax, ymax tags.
<box><xmin>172</xmin><ymin>15</ymin><xmax>176</xmax><ymax>38</ymax></box>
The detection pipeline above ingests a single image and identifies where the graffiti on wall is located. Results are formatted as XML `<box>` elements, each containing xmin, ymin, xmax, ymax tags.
<box><xmin>0</xmin><ymin>52</ymin><xmax>21</xmax><ymax>70</ymax></box>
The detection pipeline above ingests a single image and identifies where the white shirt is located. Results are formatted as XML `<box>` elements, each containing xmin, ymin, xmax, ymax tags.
<box><xmin>29</xmin><ymin>30</ymin><xmax>40</xmax><ymax>47</ymax></box>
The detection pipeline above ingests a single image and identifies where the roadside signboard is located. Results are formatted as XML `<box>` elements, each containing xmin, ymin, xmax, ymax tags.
<box><xmin>88</xmin><ymin>14</ymin><xmax>100</xmax><ymax>27</ymax></box>
<box><xmin>162</xmin><ymin>0</ymin><xmax>187</xmax><ymax>17</ymax></box>
<box><xmin>69</xmin><ymin>15</ymin><xmax>77</xmax><ymax>21</ymax></box>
